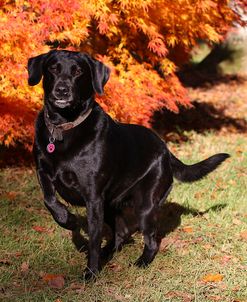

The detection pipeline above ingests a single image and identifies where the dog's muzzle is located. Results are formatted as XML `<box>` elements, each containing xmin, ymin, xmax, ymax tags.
<box><xmin>52</xmin><ymin>82</ymin><xmax>72</xmax><ymax>108</ymax></box>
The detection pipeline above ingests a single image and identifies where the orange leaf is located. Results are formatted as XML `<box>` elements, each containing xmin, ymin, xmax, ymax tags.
<box><xmin>48</xmin><ymin>276</ymin><xmax>65</xmax><ymax>289</ymax></box>
<box><xmin>42</xmin><ymin>273</ymin><xmax>62</xmax><ymax>281</ymax></box>
<box><xmin>42</xmin><ymin>273</ymin><xmax>65</xmax><ymax>288</ymax></box>
<box><xmin>1</xmin><ymin>191</ymin><xmax>18</xmax><ymax>200</ymax></box>
<box><xmin>240</xmin><ymin>231</ymin><xmax>247</xmax><ymax>241</ymax></box>
<box><xmin>182</xmin><ymin>226</ymin><xmax>193</xmax><ymax>233</ymax></box>
<box><xmin>201</xmin><ymin>273</ymin><xmax>224</xmax><ymax>283</ymax></box>
<box><xmin>32</xmin><ymin>225</ymin><xmax>52</xmax><ymax>233</ymax></box>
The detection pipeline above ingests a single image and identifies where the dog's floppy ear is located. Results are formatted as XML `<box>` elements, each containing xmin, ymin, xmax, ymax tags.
<box><xmin>28</xmin><ymin>53</ymin><xmax>48</xmax><ymax>86</ymax></box>
<box><xmin>84</xmin><ymin>54</ymin><xmax>110</xmax><ymax>95</ymax></box>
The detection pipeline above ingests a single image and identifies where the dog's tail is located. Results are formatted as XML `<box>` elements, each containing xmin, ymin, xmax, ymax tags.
<box><xmin>170</xmin><ymin>152</ymin><xmax>230</xmax><ymax>182</ymax></box>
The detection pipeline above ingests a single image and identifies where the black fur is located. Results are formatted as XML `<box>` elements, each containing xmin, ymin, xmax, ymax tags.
<box><xmin>28</xmin><ymin>50</ymin><xmax>229</xmax><ymax>280</ymax></box>
<box><xmin>170</xmin><ymin>153</ymin><xmax>230</xmax><ymax>182</ymax></box>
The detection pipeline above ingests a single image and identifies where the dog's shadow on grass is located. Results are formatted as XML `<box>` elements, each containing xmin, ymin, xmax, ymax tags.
<box><xmin>71</xmin><ymin>201</ymin><xmax>227</xmax><ymax>256</ymax></box>
<box><xmin>157</xmin><ymin>202</ymin><xmax>226</xmax><ymax>238</ymax></box>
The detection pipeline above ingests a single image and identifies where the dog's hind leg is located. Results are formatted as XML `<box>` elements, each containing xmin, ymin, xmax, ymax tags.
<box><xmin>102</xmin><ymin>208</ymin><xmax>128</xmax><ymax>259</ymax></box>
<box><xmin>134</xmin><ymin>159</ymin><xmax>173</xmax><ymax>267</ymax></box>
<box><xmin>134</xmin><ymin>205</ymin><xmax>161</xmax><ymax>267</ymax></box>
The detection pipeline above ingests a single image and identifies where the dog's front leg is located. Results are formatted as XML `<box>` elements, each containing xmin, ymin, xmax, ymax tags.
<box><xmin>37</xmin><ymin>169</ymin><xmax>79</xmax><ymax>230</ymax></box>
<box><xmin>84</xmin><ymin>200</ymin><xmax>104</xmax><ymax>280</ymax></box>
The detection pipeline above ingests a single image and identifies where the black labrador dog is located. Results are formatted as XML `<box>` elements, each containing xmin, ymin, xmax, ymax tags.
<box><xmin>28</xmin><ymin>50</ymin><xmax>229</xmax><ymax>280</ymax></box>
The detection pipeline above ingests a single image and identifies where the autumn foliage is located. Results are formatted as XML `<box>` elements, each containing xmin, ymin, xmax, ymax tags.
<box><xmin>0</xmin><ymin>0</ymin><xmax>244</xmax><ymax>149</ymax></box>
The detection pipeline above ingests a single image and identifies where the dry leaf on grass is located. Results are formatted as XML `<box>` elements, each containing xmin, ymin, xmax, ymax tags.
<box><xmin>107</xmin><ymin>287</ymin><xmax>128</xmax><ymax>302</ymax></box>
<box><xmin>48</xmin><ymin>276</ymin><xmax>65</xmax><ymax>289</ymax></box>
<box><xmin>201</xmin><ymin>273</ymin><xmax>224</xmax><ymax>283</ymax></box>
<box><xmin>3</xmin><ymin>191</ymin><xmax>18</xmax><ymax>200</ymax></box>
<box><xmin>240</xmin><ymin>231</ymin><xmax>247</xmax><ymax>241</ymax></box>
<box><xmin>42</xmin><ymin>273</ymin><xmax>65</xmax><ymax>289</ymax></box>
<box><xmin>182</xmin><ymin>226</ymin><xmax>194</xmax><ymax>233</ymax></box>
<box><xmin>14</xmin><ymin>252</ymin><xmax>22</xmax><ymax>257</ymax></box>
<box><xmin>165</xmin><ymin>290</ymin><xmax>193</xmax><ymax>302</ymax></box>
<box><xmin>159</xmin><ymin>237</ymin><xmax>189</xmax><ymax>251</ymax></box>
<box><xmin>32</xmin><ymin>225</ymin><xmax>53</xmax><ymax>234</ymax></box>
<box><xmin>207</xmin><ymin>295</ymin><xmax>222</xmax><ymax>301</ymax></box>
<box><xmin>194</xmin><ymin>191</ymin><xmax>205</xmax><ymax>199</ymax></box>
<box><xmin>202</xmin><ymin>243</ymin><xmax>213</xmax><ymax>250</ymax></box>
<box><xmin>69</xmin><ymin>282</ymin><xmax>85</xmax><ymax>293</ymax></box>
<box><xmin>20</xmin><ymin>261</ymin><xmax>29</xmax><ymax>273</ymax></box>
<box><xmin>232</xmin><ymin>218</ymin><xmax>242</xmax><ymax>225</ymax></box>
<box><xmin>219</xmin><ymin>255</ymin><xmax>232</xmax><ymax>265</ymax></box>
<box><xmin>108</xmin><ymin>262</ymin><xmax>122</xmax><ymax>272</ymax></box>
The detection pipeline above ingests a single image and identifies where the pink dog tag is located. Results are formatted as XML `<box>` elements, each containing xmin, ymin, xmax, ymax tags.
<box><xmin>47</xmin><ymin>143</ymin><xmax>55</xmax><ymax>153</ymax></box>
<box><xmin>47</xmin><ymin>137</ymin><xmax>55</xmax><ymax>153</ymax></box>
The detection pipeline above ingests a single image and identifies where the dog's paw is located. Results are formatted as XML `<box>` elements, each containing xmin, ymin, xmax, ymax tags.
<box><xmin>134</xmin><ymin>256</ymin><xmax>150</xmax><ymax>268</ymax></box>
<box><xmin>83</xmin><ymin>268</ymin><xmax>98</xmax><ymax>282</ymax></box>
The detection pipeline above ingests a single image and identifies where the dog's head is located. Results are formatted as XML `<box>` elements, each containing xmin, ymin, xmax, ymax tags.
<box><xmin>28</xmin><ymin>50</ymin><xmax>110</xmax><ymax>109</ymax></box>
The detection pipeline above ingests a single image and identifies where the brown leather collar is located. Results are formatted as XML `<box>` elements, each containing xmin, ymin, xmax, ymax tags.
<box><xmin>44</xmin><ymin>107</ymin><xmax>92</xmax><ymax>141</ymax></box>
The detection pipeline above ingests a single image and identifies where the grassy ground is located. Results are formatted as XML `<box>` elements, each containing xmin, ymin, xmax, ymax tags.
<box><xmin>1</xmin><ymin>82</ymin><xmax>247</xmax><ymax>301</ymax></box>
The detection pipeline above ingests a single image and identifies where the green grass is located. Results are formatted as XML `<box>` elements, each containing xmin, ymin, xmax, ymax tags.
<box><xmin>0</xmin><ymin>132</ymin><xmax>246</xmax><ymax>302</ymax></box>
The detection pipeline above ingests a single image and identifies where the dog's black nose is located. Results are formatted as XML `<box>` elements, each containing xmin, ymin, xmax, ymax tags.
<box><xmin>54</xmin><ymin>84</ymin><xmax>70</xmax><ymax>98</ymax></box>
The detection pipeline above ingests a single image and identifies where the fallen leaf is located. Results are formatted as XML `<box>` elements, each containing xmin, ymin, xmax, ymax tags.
<box><xmin>6</xmin><ymin>191</ymin><xmax>18</xmax><ymax>200</ymax></box>
<box><xmin>232</xmin><ymin>285</ymin><xmax>240</xmax><ymax>292</ymax></box>
<box><xmin>32</xmin><ymin>226</ymin><xmax>47</xmax><ymax>233</ymax></box>
<box><xmin>160</xmin><ymin>237</ymin><xmax>189</xmax><ymax>251</ymax></box>
<box><xmin>182</xmin><ymin>226</ymin><xmax>193</xmax><ymax>233</ymax></box>
<box><xmin>108</xmin><ymin>262</ymin><xmax>122</xmax><ymax>272</ymax></box>
<box><xmin>42</xmin><ymin>273</ymin><xmax>64</xmax><ymax>282</ymax></box>
<box><xmin>32</xmin><ymin>226</ymin><xmax>53</xmax><ymax>234</ymax></box>
<box><xmin>15</xmin><ymin>252</ymin><xmax>22</xmax><ymax>257</ymax></box>
<box><xmin>228</xmin><ymin>179</ymin><xmax>236</xmax><ymax>185</ymax></box>
<box><xmin>210</xmin><ymin>192</ymin><xmax>217</xmax><ymax>200</ymax></box>
<box><xmin>220</xmin><ymin>255</ymin><xmax>232</xmax><ymax>265</ymax></box>
<box><xmin>49</xmin><ymin>277</ymin><xmax>65</xmax><ymax>289</ymax></box>
<box><xmin>207</xmin><ymin>295</ymin><xmax>222</xmax><ymax>301</ymax></box>
<box><xmin>202</xmin><ymin>244</ymin><xmax>213</xmax><ymax>250</ymax></box>
<box><xmin>240</xmin><ymin>231</ymin><xmax>247</xmax><ymax>241</ymax></box>
<box><xmin>43</xmin><ymin>274</ymin><xmax>65</xmax><ymax>289</ymax></box>
<box><xmin>69</xmin><ymin>282</ymin><xmax>85</xmax><ymax>293</ymax></box>
<box><xmin>21</xmin><ymin>261</ymin><xmax>29</xmax><ymax>273</ymax></box>
<box><xmin>123</xmin><ymin>281</ymin><xmax>132</xmax><ymax>289</ymax></box>
<box><xmin>135</xmin><ymin>276</ymin><xmax>144</xmax><ymax>283</ymax></box>
<box><xmin>201</xmin><ymin>273</ymin><xmax>224</xmax><ymax>283</ymax></box>
<box><xmin>232</xmin><ymin>218</ymin><xmax>242</xmax><ymax>225</ymax></box>
<box><xmin>107</xmin><ymin>287</ymin><xmax>127</xmax><ymax>301</ymax></box>
<box><xmin>165</xmin><ymin>290</ymin><xmax>192</xmax><ymax>302</ymax></box>
<box><xmin>194</xmin><ymin>192</ymin><xmax>204</xmax><ymax>199</ymax></box>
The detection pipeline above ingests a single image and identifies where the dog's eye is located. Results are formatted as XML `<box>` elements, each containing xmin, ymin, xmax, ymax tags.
<box><xmin>72</xmin><ymin>66</ymin><xmax>83</xmax><ymax>77</ymax></box>
<box><xmin>75</xmin><ymin>69</ymin><xmax>82</xmax><ymax>76</ymax></box>
<box><xmin>48</xmin><ymin>65</ymin><xmax>60</xmax><ymax>74</ymax></box>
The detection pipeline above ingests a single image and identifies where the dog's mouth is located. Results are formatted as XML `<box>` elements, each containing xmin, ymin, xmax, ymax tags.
<box><xmin>54</xmin><ymin>99</ymin><xmax>71</xmax><ymax>108</ymax></box>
